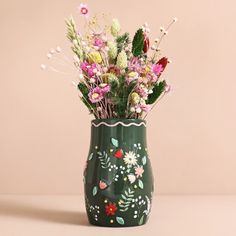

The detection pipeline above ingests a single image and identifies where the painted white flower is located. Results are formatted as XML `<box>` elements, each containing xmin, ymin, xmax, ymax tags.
<box><xmin>127</xmin><ymin>174</ymin><xmax>136</xmax><ymax>184</ymax></box>
<box><xmin>124</xmin><ymin>151</ymin><xmax>137</xmax><ymax>166</ymax></box>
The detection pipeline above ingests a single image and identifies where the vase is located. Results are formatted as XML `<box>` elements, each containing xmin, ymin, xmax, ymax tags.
<box><xmin>83</xmin><ymin>118</ymin><xmax>154</xmax><ymax>227</ymax></box>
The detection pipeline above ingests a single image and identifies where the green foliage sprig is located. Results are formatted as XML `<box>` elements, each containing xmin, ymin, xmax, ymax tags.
<box><xmin>132</xmin><ymin>29</ymin><xmax>144</xmax><ymax>57</ymax></box>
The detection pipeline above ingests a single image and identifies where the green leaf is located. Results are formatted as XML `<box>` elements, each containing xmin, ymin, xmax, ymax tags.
<box><xmin>92</xmin><ymin>186</ymin><xmax>98</xmax><ymax>196</ymax></box>
<box><xmin>88</xmin><ymin>153</ymin><xmax>93</xmax><ymax>160</ymax></box>
<box><xmin>147</xmin><ymin>80</ymin><xmax>166</xmax><ymax>104</ymax></box>
<box><xmin>138</xmin><ymin>179</ymin><xmax>144</xmax><ymax>189</ymax></box>
<box><xmin>116</xmin><ymin>32</ymin><xmax>130</xmax><ymax>53</ymax></box>
<box><xmin>139</xmin><ymin>215</ymin><xmax>145</xmax><ymax>225</ymax></box>
<box><xmin>142</xmin><ymin>156</ymin><xmax>147</xmax><ymax>165</ymax></box>
<box><xmin>111</xmin><ymin>138</ymin><xmax>119</xmax><ymax>147</ymax></box>
<box><xmin>116</xmin><ymin>216</ymin><xmax>125</xmax><ymax>225</ymax></box>
<box><xmin>132</xmin><ymin>29</ymin><xmax>144</xmax><ymax>57</ymax></box>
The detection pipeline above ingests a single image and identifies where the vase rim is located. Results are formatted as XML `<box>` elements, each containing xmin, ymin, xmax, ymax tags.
<box><xmin>91</xmin><ymin>118</ymin><xmax>146</xmax><ymax>128</ymax></box>
<box><xmin>91</xmin><ymin>118</ymin><xmax>146</xmax><ymax>123</ymax></box>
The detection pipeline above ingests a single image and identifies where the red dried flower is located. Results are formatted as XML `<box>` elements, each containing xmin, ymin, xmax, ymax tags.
<box><xmin>143</xmin><ymin>34</ymin><xmax>150</xmax><ymax>53</ymax></box>
<box><xmin>105</xmin><ymin>202</ymin><xmax>118</xmax><ymax>216</ymax></box>
<box><xmin>156</xmin><ymin>57</ymin><xmax>168</xmax><ymax>71</ymax></box>
<box><xmin>108</xmin><ymin>65</ymin><xmax>121</xmax><ymax>75</ymax></box>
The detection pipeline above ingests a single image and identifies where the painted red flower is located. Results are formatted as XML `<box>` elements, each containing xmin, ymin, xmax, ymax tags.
<box><xmin>105</xmin><ymin>202</ymin><xmax>117</xmax><ymax>216</ymax></box>
<box><xmin>99</xmin><ymin>180</ymin><xmax>107</xmax><ymax>190</ymax></box>
<box><xmin>114</xmin><ymin>149</ymin><xmax>123</xmax><ymax>159</ymax></box>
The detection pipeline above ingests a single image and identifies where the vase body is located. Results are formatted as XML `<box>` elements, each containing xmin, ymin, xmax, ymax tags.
<box><xmin>84</xmin><ymin>119</ymin><xmax>154</xmax><ymax>227</ymax></box>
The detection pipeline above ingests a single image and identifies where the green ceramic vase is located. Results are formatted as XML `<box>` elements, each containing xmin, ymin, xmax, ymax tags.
<box><xmin>84</xmin><ymin>119</ymin><xmax>154</xmax><ymax>227</ymax></box>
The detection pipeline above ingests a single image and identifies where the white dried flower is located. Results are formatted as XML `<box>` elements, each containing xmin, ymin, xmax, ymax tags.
<box><xmin>160</xmin><ymin>27</ymin><xmax>165</xmax><ymax>32</ymax></box>
<box><xmin>79</xmin><ymin>74</ymin><xmax>84</xmax><ymax>79</ymax></box>
<box><xmin>71</xmin><ymin>81</ymin><xmax>77</xmax><ymax>87</ymax></box>
<box><xmin>136</xmin><ymin>107</ymin><xmax>142</xmax><ymax>113</ymax></box>
<box><xmin>50</xmin><ymin>48</ymin><xmax>55</xmax><ymax>54</ymax></box>
<box><xmin>56</xmin><ymin>46</ymin><xmax>61</xmax><ymax>52</ymax></box>
<box><xmin>173</xmin><ymin>17</ymin><xmax>178</xmax><ymax>22</ymax></box>
<box><xmin>154</xmin><ymin>38</ymin><xmax>159</xmax><ymax>43</ymax></box>
<box><xmin>164</xmin><ymin>31</ymin><xmax>168</xmax><ymax>35</ymax></box>
<box><xmin>151</xmin><ymin>45</ymin><xmax>156</xmax><ymax>50</ymax></box>
<box><xmin>89</xmin><ymin>78</ymin><xmax>96</xmax><ymax>83</ymax></box>
<box><xmin>47</xmin><ymin>53</ymin><xmax>52</xmax><ymax>59</ymax></box>
<box><xmin>92</xmin><ymin>68</ymin><xmax>98</xmax><ymax>73</ymax></box>
<box><xmin>40</xmin><ymin>64</ymin><xmax>46</xmax><ymax>70</ymax></box>
<box><xmin>130</xmin><ymin>107</ymin><xmax>135</xmax><ymax>112</ymax></box>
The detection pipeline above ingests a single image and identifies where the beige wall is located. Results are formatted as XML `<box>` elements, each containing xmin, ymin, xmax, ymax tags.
<box><xmin>0</xmin><ymin>0</ymin><xmax>235</xmax><ymax>194</ymax></box>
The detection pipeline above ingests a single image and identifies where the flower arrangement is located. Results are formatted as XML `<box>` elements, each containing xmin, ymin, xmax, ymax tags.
<box><xmin>41</xmin><ymin>3</ymin><xmax>177</xmax><ymax>119</ymax></box>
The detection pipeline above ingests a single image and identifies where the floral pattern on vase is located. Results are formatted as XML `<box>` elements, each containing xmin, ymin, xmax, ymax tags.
<box><xmin>84</xmin><ymin>119</ymin><xmax>154</xmax><ymax>227</ymax></box>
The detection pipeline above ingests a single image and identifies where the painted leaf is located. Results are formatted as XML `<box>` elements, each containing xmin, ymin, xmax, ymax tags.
<box><xmin>142</xmin><ymin>156</ymin><xmax>147</xmax><ymax>165</ymax></box>
<box><xmin>119</xmin><ymin>188</ymin><xmax>135</xmax><ymax>212</ymax></box>
<box><xmin>111</xmin><ymin>138</ymin><xmax>119</xmax><ymax>147</ymax></box>
<box><xmin>116</xmin><ymin>216</ymin><xmax>125</xmax><ymax>225</ymax></box>
<box><xmin>92</xmin><ymin>186</ymin><xmax>98</xmax><ymax>196</ymax></box>
<box><xmin>139</xmin><ymin>215</ymin><xmax>145</xmax><ymax>225</ymax></box>
<box><xmin>98</xmin><ymin>151</ymin><xmax>111</xmax><ymax>169</ymax></box>
<box><xmin>138</xmin><ymin>179</ymin><xmax>144</xmax><ymax>189</ymax></box>
<box><xmin>88</xmin><ymin>153</ymin><xmax>93</xmax><ymax>160</ymax></box>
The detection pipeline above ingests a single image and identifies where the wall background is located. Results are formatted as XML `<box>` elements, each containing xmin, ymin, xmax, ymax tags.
<box><xmin>0</xmin><ymin>0</ymin><xmax>235</xmax><ymax>194</ymax></box>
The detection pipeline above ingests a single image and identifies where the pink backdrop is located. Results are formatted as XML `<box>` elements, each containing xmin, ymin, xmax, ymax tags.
<box><xmin>0</xmin><ymin>0</ymin><xmax>235</xmax><ymax>194</ymax></box>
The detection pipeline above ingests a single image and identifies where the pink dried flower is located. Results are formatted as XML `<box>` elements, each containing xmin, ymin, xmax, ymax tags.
<box><xmin>79</xmin><ymin>3</ymin><xmax>89</xmax><ymax>17</ymax></box>
<box><xmin>99</xmin><ymin>83</ymin><xmax>111</xmax><ymax>93</ymax></box>
<box><xmin>80</xmin><ymin>62</ymin><xmax>100</xmax><ymax>78</ymax></box>
<box><xmin>128</xmin><ymin>57</ymin><xmax>143</xmax><ymax>73</ymax></box>
<box><xmin>136</xmin><ymin>84</ymin><xmax>149</xmax><ymax>99</ymax></box>
<box><xmin>152</xmin><ymin>63</ymin><xmax>163</xmax><ymax>76</ymax></box>
<box><xmin>165</xmin><ymin>83</ymin><xmax>172</xmax><ymax>93</ymax></box>
<box><xmin>89</xmin><ymin>87</ymin><xmax>104</xmax><ymax>103</ymax></box>
<box><xmin>140</xmin><ymin>104</ymin><xmax>151</xmax><ymax>112</ymax></box>
<box><xmin>94</xmin><ymin>38</ymin><xmax>104</xmax><ymax>48</ymax></box>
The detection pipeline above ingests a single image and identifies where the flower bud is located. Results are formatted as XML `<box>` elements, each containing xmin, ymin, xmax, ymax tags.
<box><xmin>143</xmin><ymin>33</ymin><xmax>150</xmax><ymax>53</ymax></box>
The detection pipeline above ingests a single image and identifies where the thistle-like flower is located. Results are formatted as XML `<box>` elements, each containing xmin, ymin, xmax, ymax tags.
<box><xmin>107</xmin><ymin>41</ymin><xmax>118</xmax><ymax>60</ymax></box>
<box><xmin>111</xmin><ymin>18</ymin><xmax>121</xmax><ymax>37</ymax></box>
<box><xmin>116</xmin><ymin>50</ymin><xmax>128</xmax><ymax>69</ymax></box>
